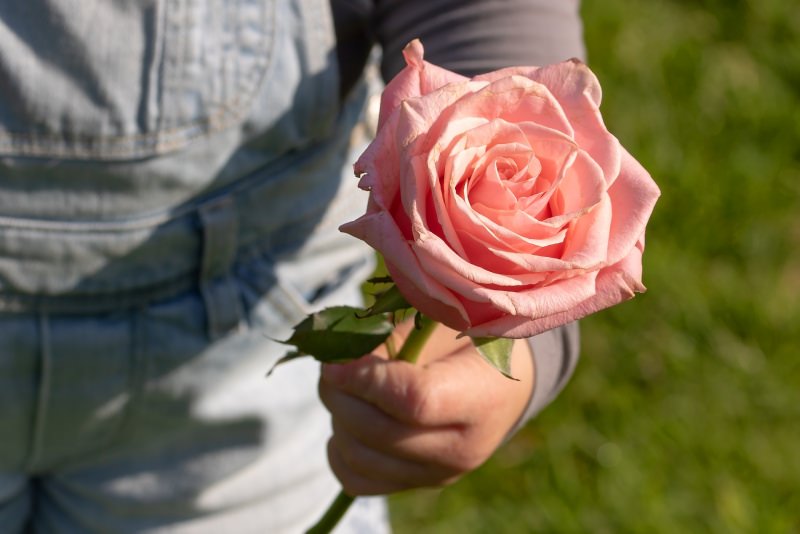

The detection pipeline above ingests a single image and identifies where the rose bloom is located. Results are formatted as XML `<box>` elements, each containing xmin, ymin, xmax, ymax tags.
<box><xmin>341</xmin><ymin>40</ymin><xmax>661</xmax><ymax>338</ymax></box>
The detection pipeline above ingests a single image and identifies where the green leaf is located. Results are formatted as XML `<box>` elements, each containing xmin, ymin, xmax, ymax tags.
<box><xmin>360</xmin><ymin>284</ymin><xmax>412</xmax><ymax>317</ymax></box>
<box><xmin>269</xmin><ymin>306</ymin><xmax>393</xmax><ymax>373</ymax></box>
<box><xmin>471</xmin><ymin>337</ymin><xmax>518</xmax><ymax>380</ymax></box>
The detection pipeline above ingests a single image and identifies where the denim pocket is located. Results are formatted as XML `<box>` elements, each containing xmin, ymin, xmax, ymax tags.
<box><xmin>0</xmin><ymin>0</ymin><xmax>274</xmax><ymax>160</ymax></box>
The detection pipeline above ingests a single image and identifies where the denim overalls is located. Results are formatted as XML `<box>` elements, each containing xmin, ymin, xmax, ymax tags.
<box><xmin>0</xmin><ymin>1</ymin><xmax>385</xmax><ymax>532</ymax></box>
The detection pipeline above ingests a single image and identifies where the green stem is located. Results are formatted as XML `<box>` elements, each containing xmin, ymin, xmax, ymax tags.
<box><xmin>305</xmin><ymin>314</ymin><xmax>438</xmax><ymax>533</ymax></box>
<box><xmin>305</xmin><ymin>491</ymin><xmax>354</xmax><ymax>534</ymax></box>
<box><xmin>395</xmin><ymin>314</ymin><xmax>437</xmax><ymax>363</ymax></box>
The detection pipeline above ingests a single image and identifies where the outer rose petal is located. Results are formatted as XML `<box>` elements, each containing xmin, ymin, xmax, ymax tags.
<box><xmin>339</xmin><ymin>211</ymin><xmax>471</xmax><ymax>327</ymax></box>
<box><xmin>353</xmin><ymin>109</ymin><xmax>402</xmax><ymax>209</ymax></box>
<box><xmin>464</xmin><ymin>237</ymin><xmax>646</xmax><ymax>338</ymax></box>
<box><xmin>388</xmin><ymin>264</ymin><xmax>471</xmax><ymax>332</ymax></box>
<box><xmin>377</xmin><ymin>39</ymin><xmax>467</xmax><ymax>131</ymax></box>
<box><xmin>396</xmin><ymin>86</ymin><xmax>489</xmax><ymax>153</ymax></box>
<box><xmin>605</xmin><ymin>148</ymin><xmax>661</xmax><ymax>265</ymax></box>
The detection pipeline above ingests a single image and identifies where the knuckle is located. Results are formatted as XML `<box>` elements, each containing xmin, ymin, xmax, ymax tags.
<box><xmin>360</xmin><ymin>359</ymin><xmax>391</xmax><ymax>399</ymax></box>
<box><xmin>405</xmin><ymin>377</ymin><xmax>441</xmax><ymax>424</ymax></box>
<box><xmin>327</xmin><ymin>440</ymin><xmax>370</xmax><ymax>496</ymax></box>
<box><xmin>330</xmin><ymin>430</ymin><xmax>361</xmax><ymax>470</ymax></box>
<box><xmin>340</xmin><ymin>477</ymin><xmax>369</xmax><ymax>497</ymax></box>
<box><xmin>444</xmin><ymin>440</ymin><xmax>489</xmax><ymax>473</ymax></box>
<box><xmin>450</xmin><ymin>452</ymin><xmax>481</xmax><ymax>473</ymax></box>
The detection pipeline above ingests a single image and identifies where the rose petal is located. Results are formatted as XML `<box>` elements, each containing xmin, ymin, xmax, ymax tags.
<box><xmin>469</xmin><ymin>270</ymin><xmax>599</xmax><ymax>319</ymax></box>
<box><xmin>353</xmin><ymin>110</ymin><xmax>402</xmax><ymax>209</ymax></box>
<box><xmin>552</xmin><ymin>149</ymin><xmax>607</xmax><ymax>216</ymax></box>
<box><xmin>483</xmin><ymin>76</ymin><xmax>575</xmax><ymax>137</ymax></box>
<box><xmin>604</xmin><ymin>148</ymin><xmax>661</xmax><ymax>265</ymax></box>
<box><xmin>407</xmin><ymin>151</ymin><xmax>469</xmax><ymax>258</ymax></box>
<box><xmin>452</xmin><ymin>194</ymin><xmax>570</xmax><ymax>256</ymax></box>
<box><xmin>463</xmin><ymin>238</ymin><xmax>646</xmax><ymax>338</ymax></box>
<box><xmin>339</xmin><ymin>211</ymin><xmax>471</xmax><ymax>327</ymax></box>
<box><xmin>411</xmin><ymin>230</ymin><xmax>538</xmax><ymax>288</ymax></box>
<box><xmin>397</xmin><ymin>86</ymin><xmax>490</xmax><ymax>154</ymax></box>
<box><xmin>469</xmin><ymin>154</ymin><xmax>529</xmax><ymax>210</ymax></box>
<box><xmin>462</xmin><ymin>239</ymin><xmax>569</xmax><ymax>274</ymax></box>
<box><xmin>410</xmin><ymin>243</ymin><xmax>600</xmax><ymax>321</ymax></box>
<box><xmin>559</xmin><ymin>193</ymin><xmax>612</xmax><ymax>269</ymax></box>
<box><xmin>530</xmin><ymin>60</ymin><xmax>622</xmax><ymax>184</ymax></box>
<box><xmin>377</xmin><ymin>40</ymin><xmax>468</xmax><ymax>131</ymax></box>
<box><xmin>486</xmin><ymin>61</ymin><xmax>622</xmax><ymax>184</ymax></box>
<box><xmin>388</xmin><ymin>263</ymin><xmax>471</xmax><ymax>332</ymax></box>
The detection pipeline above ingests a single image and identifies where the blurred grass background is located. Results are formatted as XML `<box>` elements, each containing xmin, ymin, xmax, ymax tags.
<box><xmin>389</xmin><ymin>0</ymin><xmax>800</xmax><ymax>532</ymax></box>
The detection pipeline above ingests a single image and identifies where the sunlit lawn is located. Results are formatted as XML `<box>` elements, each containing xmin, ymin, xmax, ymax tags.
<box><xmin>389</xmin><ymin>1</ymin><xmax>800</xmax><ymax>532</ymax></box>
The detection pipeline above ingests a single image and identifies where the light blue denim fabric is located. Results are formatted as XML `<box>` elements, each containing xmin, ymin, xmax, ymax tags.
<box><xmin>0</xmin><ymin>0</ymin><xmax>385</xmax><ymax>532</ymax></box>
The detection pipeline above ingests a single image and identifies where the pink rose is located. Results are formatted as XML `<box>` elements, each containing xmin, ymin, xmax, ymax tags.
<box><xmin>340</xmin><ymin>40</ymin><xmax>661</xmax><ymax>338</ymax></box>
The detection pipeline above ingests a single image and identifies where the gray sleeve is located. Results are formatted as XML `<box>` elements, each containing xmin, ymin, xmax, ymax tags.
<box><xmin>373</xmin><ymin>0</ymin><xmax>586</xmax><ymax>79</ymax></box>
<box><xmin>526</xmin><ymin>322</ymin><xmax>580</xmax><ymax>418</ymax></box>
<box><xmin>503</xmin><ymin>323</ymin><xmax>580</xmax><ymax>438</ymax></box>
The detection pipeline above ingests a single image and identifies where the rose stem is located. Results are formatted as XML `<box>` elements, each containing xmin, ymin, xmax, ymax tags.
<box><xmin>394</xmin><ymin>314</ymin><xmax>437</xmax><ymax>363</ymax></box>
<box><xmin>304</xmin><ymin>314</ymin><xmax>439</xmax><ymax>533</ymax></box>
<box><xmin>305</xmin><ymin>491</ymin><xmax>354</xmax><ymax>534</ymax></box>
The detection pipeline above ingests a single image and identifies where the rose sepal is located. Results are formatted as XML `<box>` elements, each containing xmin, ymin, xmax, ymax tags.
<box><xmin>357</xmin><ymin>282</ymin><xmax>413</xmax><ymax>318</ymax></box>
<box><xmin>470</xmin><ymin>337</ymin><xmax>518</xmax><ymax>380</ymax></box>
<box><xmin>270</xmin><ymin>306</ymin><xmax>394</xmax><ymax>372</ymax></box>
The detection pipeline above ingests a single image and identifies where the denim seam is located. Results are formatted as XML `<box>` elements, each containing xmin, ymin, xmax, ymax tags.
<box><xmin>306</xmin><ymin>0</ymin><xmax>340</xmax><ymax>139</ymax></box>
<box><xmin>0</xmin><ymin>132</ymin><xmax>311</xmax><ymax>234</ymax></box>
<box><xmin>110</xmin><ymin>306</ymin><xmax>148</xmax><ymax>450</ymax></box>
<box><xmin>26</xmin><ymin>313</ymin><xmax>52</xmax><ymax>474</ymax></box>
<box><xmin>0</xmin><ymin>277</ymin><xmax>195</xmax><ymax>315</ymax></box>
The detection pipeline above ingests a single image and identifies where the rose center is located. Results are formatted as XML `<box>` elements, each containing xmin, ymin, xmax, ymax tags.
<box><xmin>496</xmin><ymin>158</ymin><xmax>518</xmax><ymax>181</ymax></box>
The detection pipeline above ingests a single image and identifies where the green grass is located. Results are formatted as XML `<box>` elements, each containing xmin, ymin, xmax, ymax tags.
<box><xmin>389</xmin><ymin>1</ymin><xmax>800</xmax><ymax>532</ymax></box>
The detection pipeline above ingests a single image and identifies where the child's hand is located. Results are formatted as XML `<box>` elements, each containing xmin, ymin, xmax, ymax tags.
<box><xmin>318</xmin><ymin>323</ymin><xmax>534</xmax><ymax>495</ymax></box>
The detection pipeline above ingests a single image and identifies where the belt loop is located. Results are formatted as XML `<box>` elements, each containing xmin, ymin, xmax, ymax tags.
<box><xmin>198</xmin><ymin>196</ymin><xmax>243</xmax><ymax>339</ymax></box>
